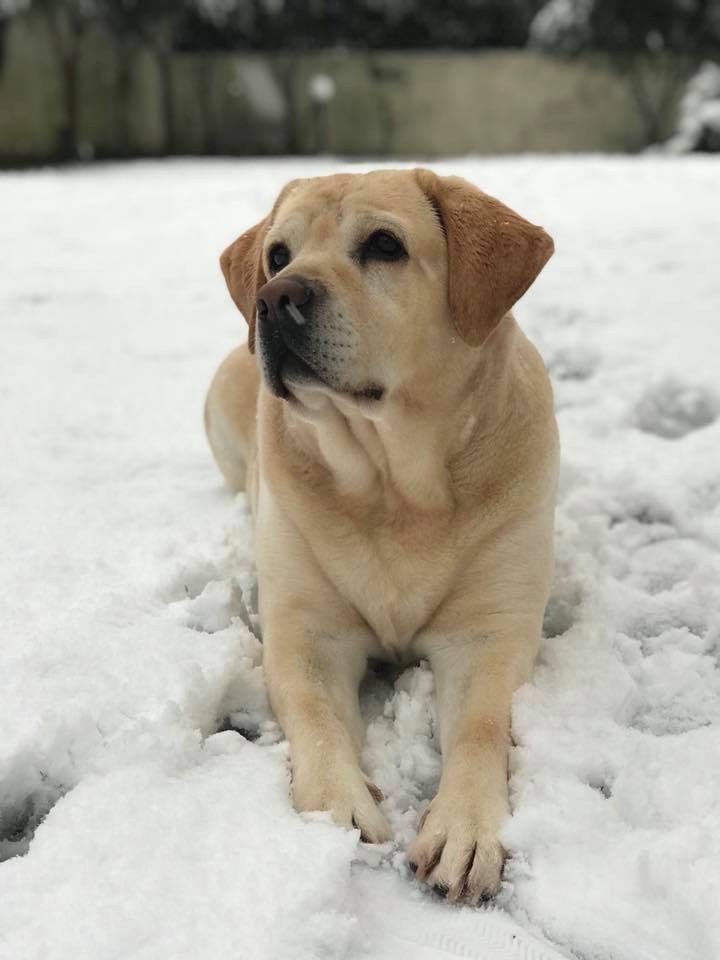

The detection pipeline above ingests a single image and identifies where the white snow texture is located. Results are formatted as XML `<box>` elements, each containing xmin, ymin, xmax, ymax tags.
<box><xmin>667</xmin><ymin>61</ymin><xmax>720</xmax><ymax>153</ymax></box>
<box><xmin>1</xmin><ymin>157</ymin><xmax>720</xmax><ymax>960</ymax></box>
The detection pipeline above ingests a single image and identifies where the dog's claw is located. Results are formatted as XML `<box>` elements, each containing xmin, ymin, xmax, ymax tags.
<box><xmin>407</xmin><ymin>796</ymin><xmax>504</xmax><ymax>903</ymax></box>
<box><xmin>365</xmin><ymin>780</ymin><xmax>385</xmax><ymax>804</ymax></box>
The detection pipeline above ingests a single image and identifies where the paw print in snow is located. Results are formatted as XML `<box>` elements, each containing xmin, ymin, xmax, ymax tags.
<box><xmin>547</xmin><ymin>345</ymin><xmax>600</xmax><ymax>382</ymax></box>
<box><xmin>635</xmin><ymin>378</ymin><xmax>718</xmax><ymax>439</ymax></box>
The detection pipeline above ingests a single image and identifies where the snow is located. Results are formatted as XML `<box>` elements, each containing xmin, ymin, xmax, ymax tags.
<box><xmin>0</xmin><ymin>737</ymin><xmax>359</xmax><ymax>960</ymax></box>
<box><xmin>529</xmin><ymin>0</ymin><xmax>593</xmax><ymax>53</ymax></box>
<box><xmin>309</xmin><ymin>74</ymin><xmax>337</xmax><ymax>104</ymax></box>
<box><xmin>666</xmin><ymin>61</ymin><xmax>720</xmax><ymax>153</ymax></box>
<box><xmin>1</xmin><ymin>155</ymin><xmax>720</xmax><ymax>960</ymax></box>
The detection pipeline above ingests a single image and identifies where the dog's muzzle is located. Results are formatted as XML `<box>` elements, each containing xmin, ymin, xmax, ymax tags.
<box><xmin>255</xmin><ymin>274</ymin><xmax>384</xmax><ymax>405</ymax></box>
<box><xmin>256</xmin><ymin>274</ymin><xmax>320</xmax><ymax>399</ymax></box>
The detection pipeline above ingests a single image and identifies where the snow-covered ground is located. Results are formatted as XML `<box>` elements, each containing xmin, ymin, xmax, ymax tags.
<box><xmin>1</xmin><ymin>156</ymin><xmax>719</xmax><ymax>960</ymax></box>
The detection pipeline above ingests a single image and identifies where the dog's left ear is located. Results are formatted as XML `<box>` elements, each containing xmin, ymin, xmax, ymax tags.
<box><xmin>219</xmin><ymin>217</ymin><xmax>268</xmax><ymax>354</ymax></box>
<box><xmin>415</xmin><ymin>169</ymin><xmax>554</xmax><ymax>347</ymax></box>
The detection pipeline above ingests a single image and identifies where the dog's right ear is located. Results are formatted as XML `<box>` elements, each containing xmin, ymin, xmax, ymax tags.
<box><xmin>219</xmin><ymin>217</ymin><xmax>268</xmax><ymax>354</ymax></box>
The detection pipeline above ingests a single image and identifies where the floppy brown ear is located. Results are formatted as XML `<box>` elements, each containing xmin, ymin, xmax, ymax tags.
<box><xmin>415</xmin><ymin>169</ymin><xmax>554</xmax><ymax>347</ymax></box>
<box><xmin>219</xmin><ymin>217</ymin><xmax>268</xmax><ymax>354</ymax></box>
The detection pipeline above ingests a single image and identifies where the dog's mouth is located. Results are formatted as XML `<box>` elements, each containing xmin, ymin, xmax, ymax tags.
<box><xmin>260</xmin><ymin>342</ymin><xmax>322</xmax><ymax>401</ymax></box>
<box><xmin>261</xmin><ymin>340</ymin><xmax>384</xmax><ymax>406</ymax></box>
<box><xmin>277</xmin><ymin>350</ymin><xmax>317</xmax><ymax>398</ymax></box>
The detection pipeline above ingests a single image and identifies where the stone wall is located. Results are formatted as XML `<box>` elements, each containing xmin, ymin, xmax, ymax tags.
<box><xmin>0</xmin><ymin>12</ymin><xmax>690</xmax><ymax>164</ymax></box>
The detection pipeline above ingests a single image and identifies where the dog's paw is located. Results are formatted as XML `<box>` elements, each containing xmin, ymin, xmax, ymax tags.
<box><xmin>292</xmin><ymin>762</ymin><xmax>392</xmax><ymax>844</ymax></box>
<box><xmin>406</xmin><ymin>794</ymin><xmax>505</xmax><ymax>903</ymax></box>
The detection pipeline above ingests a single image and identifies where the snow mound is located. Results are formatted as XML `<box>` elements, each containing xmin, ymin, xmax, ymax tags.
<box><xmin>1</xmin><ymin>734</ymin><xmax>359</xmax><ymax>960</ymax></box>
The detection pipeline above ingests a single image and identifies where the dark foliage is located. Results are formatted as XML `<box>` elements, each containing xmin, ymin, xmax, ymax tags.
<box><xmin>5</xmin><ymin>0</ymin><xmax>718</xmax><ymax>53</ymax></box>
<box><xmin>531</xmin><ymin>0</ymin><xmax>720</xmax><ymax>56</ymax></box>
<box><xmin>3</xmin><ymin>0</ymin><xmax>545</xmax><ymax>50</ymax></box>
<box><xmin>589</xmin><ymin>0</ymin><xmax>720</xmax><ymax>54</ymax></box>
<box><xmin>175</xmin><ymin>0</ymin><xmax>542</xmax><ymax>51</ymax></box>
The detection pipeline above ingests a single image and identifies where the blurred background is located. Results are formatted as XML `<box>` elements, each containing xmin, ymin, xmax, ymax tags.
<box><xmin>1</xmin><ymin>0</ymin><xmax>719</xmax><ymax>165</ymax></box>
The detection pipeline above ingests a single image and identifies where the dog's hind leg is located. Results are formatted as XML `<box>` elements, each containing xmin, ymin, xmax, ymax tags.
<box><xmin>204</xmin><ymin>342</ymin><xmax>259</xmax><ymax>494</ymax></box>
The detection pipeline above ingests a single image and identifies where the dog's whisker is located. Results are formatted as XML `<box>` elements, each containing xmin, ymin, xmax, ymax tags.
<box><xmin>286</xmin><ymin>301</ymin><xmax>306</xmax><ymax>326</ymax></box>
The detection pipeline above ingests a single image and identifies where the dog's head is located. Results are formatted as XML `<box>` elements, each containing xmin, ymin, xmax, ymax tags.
<box><xmin>220</xmin><ymin>169</ymin><xmax>553</xmax><ymax>407</ymax></box>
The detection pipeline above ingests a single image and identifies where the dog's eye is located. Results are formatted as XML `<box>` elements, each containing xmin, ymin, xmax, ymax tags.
<box><xmin>268</xmin><ymin>243</ymin><xmax>290</xmax><ymax>273</ymax></box>
<box><xmin>361</xmin><ymin>230</ymin><xmax>407</xmax><ymax>262</ymax></box>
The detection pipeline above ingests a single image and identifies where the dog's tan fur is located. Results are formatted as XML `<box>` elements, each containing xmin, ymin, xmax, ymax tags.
<box><xmin>205</xmin><ymin>169</ymin><xmax>558</xmax><ymax>902</ymax></box>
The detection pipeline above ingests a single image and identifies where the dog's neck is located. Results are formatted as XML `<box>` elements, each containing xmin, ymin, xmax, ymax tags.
<box><xmin>276</xmin><ymin>318</ymin><xmax>519</xmax><ymax>515</ymax></box>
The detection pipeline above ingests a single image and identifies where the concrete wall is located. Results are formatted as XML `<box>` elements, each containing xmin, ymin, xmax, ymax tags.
<box><xmin>0</xmin><ymin>13</ymin><xmax>690</xmax><ymax>164</ymax></box>
<box><xmin>0</xmin><ymin>14</ymin><xmax>67</xmax><ymax>162</ymax></box>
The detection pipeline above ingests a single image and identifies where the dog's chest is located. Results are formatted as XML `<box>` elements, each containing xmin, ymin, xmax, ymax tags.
<box><xmin>317</xmin><ymin>519</ymin><xmax>456</xmax><ymax>659</ymax></box>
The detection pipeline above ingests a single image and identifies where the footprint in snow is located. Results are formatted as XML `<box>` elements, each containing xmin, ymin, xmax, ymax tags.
<box><xmin>0</xmin><ymin>777</ymin><xmax>65</xmax><ymax>863</ymax></box>
<box><xmin>543</xmin><ymin>579</ymin><xmax>584</xmax><ymax>639</ymax></box>
<box><xmin>547</xmin><ymin>344</ymin><xmax>601</xmax><ymax>383</ymax></box>
<box><xmin>634</xmin><ymin>378</ymin><xmax>718</xmax><ymax>439</ymax></box>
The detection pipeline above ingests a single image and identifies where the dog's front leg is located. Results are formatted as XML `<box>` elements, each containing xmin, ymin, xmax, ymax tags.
<box><xmin>408</xmin><ymin>619</ymin><xmax>540</xmax><ymax>901</ymax></box>
<box><xmin>262</xmin><ymin>607</ymin><xmax>392</xmax><ymax>843</ymax></box>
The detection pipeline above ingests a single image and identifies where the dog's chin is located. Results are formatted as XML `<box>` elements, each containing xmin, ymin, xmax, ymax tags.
<box><xmin>261</xmin><ymin>343</ymin><xmax>385</xmax><ymax>408</ymax></box>
<box><xmin>281</xmin><ymin>351</ymin><xmax>325</xmax><ymax>395</ymax></box>
<box><xmin>285</xmin><ymin>363</ymin><xmax>385</xmax><ymax>410</ymax></box>
<box><xmin>259</xmin><ymin>348</ymin><xmax>323</xmax><ymax>401</ymax></box>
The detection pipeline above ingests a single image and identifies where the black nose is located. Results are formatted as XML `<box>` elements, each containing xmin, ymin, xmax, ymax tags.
<box><xmin>257</xmin><ymin>276</ymin><xmax>313</xmax><ymax>325</ymax></box>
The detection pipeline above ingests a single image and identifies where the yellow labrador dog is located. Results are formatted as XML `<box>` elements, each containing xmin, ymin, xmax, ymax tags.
<box><xmin>205</xmin><ymin>169</ymin><xmax>558</xmax><ymax>902</ymax></box>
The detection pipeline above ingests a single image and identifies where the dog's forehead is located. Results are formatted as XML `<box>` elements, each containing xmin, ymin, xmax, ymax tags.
<box><xmin>272</xmin><ymin>170</ymin><xmax>432</xmax><ymax>230</ymax></box>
